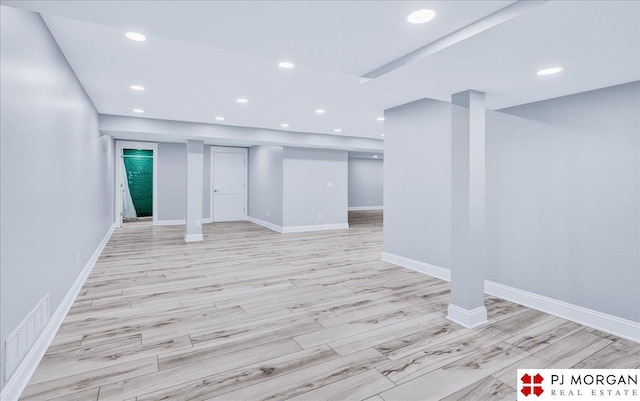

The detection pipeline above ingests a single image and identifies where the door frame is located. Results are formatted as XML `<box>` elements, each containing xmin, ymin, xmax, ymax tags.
<box><xmin>115</xmin><ymin>141</ymin><xmax>159</xmax><ymax>227</ymax></box>
<box><xmin>210</xmin><ymin>146</ymin><xmax>248</xmax><ymax>222</ymax></box>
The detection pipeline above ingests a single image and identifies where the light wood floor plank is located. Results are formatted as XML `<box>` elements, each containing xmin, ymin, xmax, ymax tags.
<box><xmin>379</xmin><ymin>342</ymin><xmax>529</xmax><ymax>401</ymax></box>
<box><xmin>97</xmin><ymin>338</ymin><xmax>302</xmax><ymax>401</ymax></box>
<box><xmin>137</xmin><ymin>344</ymin><xmax>340</xmax><ymax>401</ymax></box>
<box><xmin>439</xmin><ymin>376</ymin><xmax>515</xmax><ymax>401</ymax></box>
<box><xmin>205</xmin><ymin>348</ymin><xmax>387</xmax><ymax>401</ymax></box>
<box><xmin>19</xmin><ymin>211</ymin><xmax>637</xmax><ymax>401</ymax></box>
<box><xmin>20</xmin><ymin>356</ymin><xmax>158</xmax><ymax>401</ymax></box>
<box><xmin>285</xmin><ymin>369</ymin><xmax>395</xmax><ymax>401</ymax></box>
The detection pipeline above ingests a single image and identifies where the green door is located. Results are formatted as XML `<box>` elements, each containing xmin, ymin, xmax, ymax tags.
<box><xmin>123</xmin><ymin>149</ymin><xmax>153</xmax><ymax>217</ymax></box>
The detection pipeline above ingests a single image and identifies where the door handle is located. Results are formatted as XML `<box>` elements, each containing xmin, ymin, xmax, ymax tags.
<box><xmin>214</xmin><ymin>189</ymin><xmax>218</xmax><ymax>192</ymax></box>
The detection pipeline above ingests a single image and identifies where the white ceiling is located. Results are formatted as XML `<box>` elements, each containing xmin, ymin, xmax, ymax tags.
<box><xmin>5</xmin><ymin>0</ymin><xmax>639</xmax><ymax>139</ymax></box>
<box><xmin>367</xmin><ymin>0</ymin><xmax>640</xmax><ymax>110</ymax></box>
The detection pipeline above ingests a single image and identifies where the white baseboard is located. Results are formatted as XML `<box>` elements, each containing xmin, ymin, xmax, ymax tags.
<box><xmin>1</xmin><ymin>223</ymin><xmax>116</xmax><ymax>401</ymax></box>
<box><xmin>484</xmin><ymin>280</ymin><xmax>640</xmax><ymax>343</ymax></box>
<box><xmin>381</xmin><ymin>252</ymin><xmax>640</xmax><ymax>343</ymax></box>
<box><xmin>381</xmin><ymin>252</ymin><xmax>451</xmax><ymax>282</ymax></box>
<box><xmin>348</xmin><ymin>206</ymin><xmax>383</xmax><ymax>211</ymax></box>
<box><xmin>184</xmin><ymin>233</ymin><xmax>204</xmax><ymax>242</ymax></box>
<box><xmin>248</xmin><ymin>216</ymin><xmax>284</xmax><ymax>233</ymax></box>
<box><xmin>282</xmin><ymin>223</ymin><xmax>349</xmax><ymax>233</ymax></box>
<box><xmin>248</xmin><ymin>218</ymin><xmax>349</xmax><ymax>234</ymax></box>
<box><xmin>446</xmin><ymin>304</ymin><xmax>488</xmax><ymax>329</ymax></box>
<box><xmin>156</xmin><ymin>218</ymin><xmax>213</xmax><ymax>226</ymax></box>
<box><xmin>155</xmin><ymin>219</ymin><xmax>186</xmax><ymax>226</ymax></box>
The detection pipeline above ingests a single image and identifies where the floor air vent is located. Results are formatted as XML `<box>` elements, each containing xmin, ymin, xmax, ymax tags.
<box><xmin>4</xmin><ymin>294</ymin><xmax>49</xmax><ymax>380</ymax></box>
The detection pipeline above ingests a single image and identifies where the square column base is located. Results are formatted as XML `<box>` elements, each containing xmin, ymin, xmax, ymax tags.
<box><xmin>446</xmin><ymin>304</ymin><xmax>488</xmax><ymax>329</ymax></box>
<box><xmin>184</xmin><ymin>234</ymin><xmax>203</xmax><ymax>242</ymax></box>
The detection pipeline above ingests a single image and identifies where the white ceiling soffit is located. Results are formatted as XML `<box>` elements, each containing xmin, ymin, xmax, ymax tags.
<box><xmin>349</xmin><ymin>151</ymin><xmax>384</xmax><ymax>160</ymax></box>
<box><xmin>8</xmin><ymin>1</ymin><xmax>514</xmax><ymax>76</ymax></box>
<box><xmin>39</xmin><ymin>12</ymin><xmax>392</xmax><ymax>139</ymax></box>
<box><xmin>366</xmin><ymin>0</ymin><xmax>640</xmax><ymax>110</ymax></box>
<box><xmin>361</xmin><ymin>0</ymin><xmax>548</xmax><ymax>80</ymax></box>
<box><xmin>4</xmin><ymin>0</ymin><xmax>513</xmax><ymax>139</ymax></box>
<box><xmin>99</xmin><ymin>115</ymin><xmax>384</xmax><ymax>153</ymax></box>
<box><xmin>5</xmin><ymin>0</ymin><xmax>637</xmax><ymax>136</ymax></box>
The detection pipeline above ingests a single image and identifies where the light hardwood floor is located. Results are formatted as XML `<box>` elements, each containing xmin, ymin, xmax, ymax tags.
<box><xmin>21</xmin><ymin>211</ymin><xmax>639</xmax><ymax>400</ymax></box>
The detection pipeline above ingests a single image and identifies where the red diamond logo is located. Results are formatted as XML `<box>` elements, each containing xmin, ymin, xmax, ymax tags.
<box><xmin>521</xmin><ymin>373</ymin><xmax>544</xmax><ymax>397</ymax></box>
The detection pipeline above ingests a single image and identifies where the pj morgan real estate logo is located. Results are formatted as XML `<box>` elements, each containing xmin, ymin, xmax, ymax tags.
<box><xmin>517</xmin><ymin>369</ymin><xmax>639</xmax><ymax>400</ymax></box>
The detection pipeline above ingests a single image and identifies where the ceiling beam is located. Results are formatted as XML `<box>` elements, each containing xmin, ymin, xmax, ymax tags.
<box><xmin>360</xmin><ymin>0</ymin><xmax>549</xmax><ymax>82</ymax></box>
<box><xmin>99</xmin><ymin>114</ymin><xmax>384</xmax><ymax>153</ymax></box>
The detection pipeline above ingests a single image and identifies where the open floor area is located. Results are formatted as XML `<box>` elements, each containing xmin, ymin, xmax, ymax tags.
<box><xmin>20</xmin><ymin>211</ymin><xmax>640</xmax><ymax>401</ymax></box>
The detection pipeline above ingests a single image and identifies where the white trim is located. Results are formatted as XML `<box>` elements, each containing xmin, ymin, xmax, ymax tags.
<box><xmin>484</xmin><ymin>280</ymin><xmax>640</xmax><ymax>343</ymax></box>
<box><xmin>247</xmin><ymin>218</ymin><xmax>349</xmax><ymax>234</ymax></box>
<box><xmin>248</xmin><ymin>216</ymin><xmax>284</xmax><ymax>233</ymax></box>
<box><xmin>281</xmin><ymin>223</ymin><xmax>349</xmax><ymax>233</ymax></box>
<box><xmin>115</xmin><ymin>141</ymin><xmax>158</xmax><ymax>227</ymax></box>
<box><xmin>348</xmin><ymin>206</ymin><xmax>384</xmax><ymax>211</ymax></box>
<box><xmin>446</xmin><ymin>304</ymin><xmax>489</xmax><ymax>329</ymax></box>
<box><xmin>184</xmin><ymin>233</ymin><xmax>204</xmax><ymax>242</ymax></box>
<box><xmin>202</xmin><ymin>218</ymin><xmax>213</xmax><ymax>224</ymax></box>
<box><xmin>155</xmin><ymin>219</ymin><xmax>186</xmax><ymax>226</ymax></box>
<box><xmin>380</xmin><ymin>252</ymin><xmax>640</xmax><ymax>343</ymax></box>
<box><xmin>381</xmin><ymin>252</ymin><xmax>451</xmax><ymax>282</ymax></box>
<box><xmin>210</xmin><ymin>146</ymin><xmax>248</xmax><ymax>223</ymax></box>
<box><xmin>1</xmin><ymin>223</ymin><xmax>116</xmax><ymax>401</ymax></box>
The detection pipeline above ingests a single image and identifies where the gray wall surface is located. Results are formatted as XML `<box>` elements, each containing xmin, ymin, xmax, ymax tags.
<box><xmin>155</xmin><ymin>144</ymin><xmax>226</xmax><ymax>222</ymax></box>
<box><xmin>157</xmin><ymin>142</ymin><xmax>187</xmax><ymax>221</ymax></box>
<box><xmin>0</xmin><ymin>6</ymin><xmax>114</xmax><ymax>391</ymax></box>
<box><xmin>348</xmin><ymin>158</ymin><xmax>384</xmax><ymax>208</ymax></box>
<box><xmin>486</xmin><ymin>82</ymin><xmax>640</xmax><ymax>322</ymax></box>
<box><xmin>283</xmin><ymin>148</ymin><xmax>348</xmax><ymax>227</ymax></box>
<box><xmin>203</xmin><ymin>145</ymin><xmax>211</xmax><ymax>219</ymax></box>
<box><xmin>384</xmin><ymin>83</ymin><xmax>639</xmax><ymax>323</ymax></box>
<box><xmin>248</xmin><ymin>146</ymin><xmax>284</xmax><ymax>226</ymax></box>
<box><xmin>383</xmin><ymin>99</ymin><xmax>452</xmax><ymax>268</ymax></box>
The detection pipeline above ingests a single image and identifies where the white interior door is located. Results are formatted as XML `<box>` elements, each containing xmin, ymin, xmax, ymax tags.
<box><xmin>212</xmin><ymin>150</ymin><xmax>247</xmax><ymax>222</ymax></box>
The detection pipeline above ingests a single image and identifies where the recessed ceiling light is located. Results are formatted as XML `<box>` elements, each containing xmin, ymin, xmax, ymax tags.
<box><xmin>407</xmin><ymin>9</ymin><xmax>436</xmax><ymax>24</ymax></box>
<box><xmin>373</xmin><ymin>155</ymin><xmax>379</xmax><ymax>158</ymax></box>
<box><xmin>129</xmin><ymin>85</ymin><xmax>144</xmax><ymax>91</ymax></box>
<box><xmin>215</xmin><ymin>116</ymin><xmax>225</xmax><ymax>121</ymax></box>
<box><xmin>381</xmin><ymin>134</ymin><xmax>385</xmax><ymax>137</ymax></box>
<box><xmin>377</xmin><ymin>117</ymin><xmax>385</xmax><ymax>121</ymax></box>
<box><xmin>236</xmin><ymin>98</ymin><xmax>248</xmax><ymax>103</ymax></box>
<box><xmin>315</xmin><ymin>109</ymin><xmax>325</xmax><ymax>114</ymax></box>
<box><xmin>125</xmin><ymin>32</ymin><xmax>146</xmax><ymax>42</ymax></box>
<box><xmin>278</xmin><ymin>61</ymin><xmax>294</xmax><ymax>69</ymax></box>
<box><xmin>537</xmin><ymin>67</ymin><xmax>563</xmax><ymax>76</ymax></box>
<box><xmin>281</xmin><ymin>123</ymin><xmax>289</xmax><ymax>128</ymax></box>
<box><xmin>334</xmin><ymin>128</ymin><xmax>342</xmax><ymax>133</ymax></box>
<box><xmin>132</xmin><ymin>108</ymin><xmax>144</xmax><ymax>113</ymax></box>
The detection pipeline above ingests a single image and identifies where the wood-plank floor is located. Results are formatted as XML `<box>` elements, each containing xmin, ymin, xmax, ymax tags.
<box><xmin>21</xmin><ymin>211</ymin><xmax>639</xmax><ymax>400</ymax></box>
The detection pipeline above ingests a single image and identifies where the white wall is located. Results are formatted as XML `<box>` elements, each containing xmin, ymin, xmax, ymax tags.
<box><xmin>383</xmin><ymin>99</ymin><xmax>452</xmax><ymax>268</ymax></box>
<box><xmin>283</xmin><ymin>148</ymin><xmax>348</xmax><ymax>227</ymax></box>
<box><xmin>486</xmin><ymin>82</ymin><xmax>640</xmax><ymax>322</ymax></box>
<box><xmin>203</xmin><ymin>145</ymin><xmax>211</xmax><ymax>219</ymax></box>
<box><xmin>157</xmin><ymin>142</ymin><xmax>187</xmax><ymax>221</ymax></box>
<box><xmin>348</xmin><ymin>158</ymin><xmax>383</xmax><ymax>208</ymax></box>
<box><xmin>0</xmin><ymin>5</ymin><xmax>114</xmax><ymax>392</ymax></box>
<box><xmin>248</xmin><ymin>146</ymin><xmax>284</xmax><ymax>226</ymax></box>
<box><xmin>154</xmin><ymin>143</ymin><xmax>222</xmax><ymax>222</ymax></box>
<box><xmin>383</xmin><ymin>83</ymin><xmax>639</xmax><ymax>325</ymax></box>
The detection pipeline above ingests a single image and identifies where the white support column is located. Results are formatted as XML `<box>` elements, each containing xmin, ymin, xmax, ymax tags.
<box><xmin>185</xmin><ymin>140</ymin><xmax>204</xmax><ymax>242</ymax></box>
<box><xmin>447</xmin><ymin>90</ymin><xmax>488</xmax><ymax>329</ymax></box>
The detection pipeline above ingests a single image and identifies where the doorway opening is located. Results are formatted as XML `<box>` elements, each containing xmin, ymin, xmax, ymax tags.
<box><xmin>122</xmin><ymin>149</ymin><xmax>153</xmax><ymax>222</ymax></box>
<box><xmin>115</xmin><ymin>141</ymin><xmax>158</xmax><ymax>227</ymax></box>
